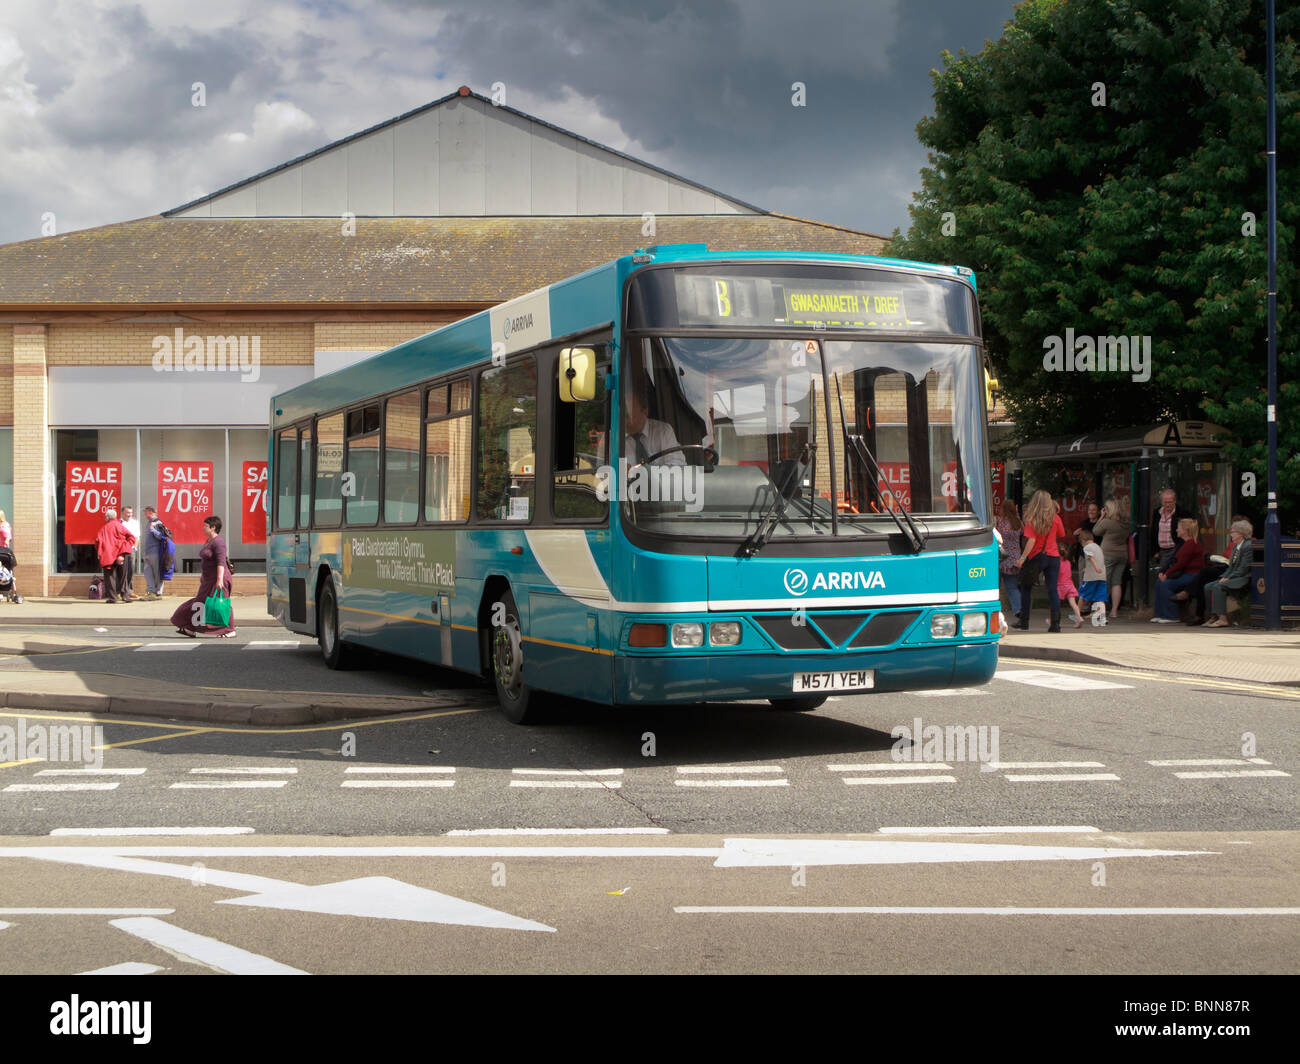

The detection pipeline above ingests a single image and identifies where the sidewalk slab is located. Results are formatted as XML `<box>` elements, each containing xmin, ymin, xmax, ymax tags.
<box><xmin>0</xmin><ymin>597</ymin><xmax>278</xmax><ymax>627</ymax></box>
<box><xmin>1000</xmin><ymin>619</ymin><xmax>1300</xmax><ymax>685</ymax></box>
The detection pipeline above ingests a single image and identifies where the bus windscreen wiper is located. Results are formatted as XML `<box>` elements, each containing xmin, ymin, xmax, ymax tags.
<box><xmin>741</xmin><ymin>440</ymin><xmax>814</xmax><ymax>558</ymax></box>
<box><xmin>832</xmin><ymin>375</ymin><xmax>927</xmax><ymax>554</ymax></box>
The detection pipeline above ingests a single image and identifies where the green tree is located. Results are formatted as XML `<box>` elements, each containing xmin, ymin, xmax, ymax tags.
<box><xmin>890</xmin><ymin>0</ymin><xmax>1300</xmax><ymax>519</ymax></box>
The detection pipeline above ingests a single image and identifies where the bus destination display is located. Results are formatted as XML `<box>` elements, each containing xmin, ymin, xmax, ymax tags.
<box><xmin>674</xmin><ymin>273</ymin><xmax>923</xmax><ymax>330</ymax></box>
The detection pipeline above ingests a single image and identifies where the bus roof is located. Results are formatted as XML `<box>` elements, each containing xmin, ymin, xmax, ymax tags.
<box><xmin>271</xmin><ymin>246</ymin><xmax>976</xmax><ymax>428</ymax></box>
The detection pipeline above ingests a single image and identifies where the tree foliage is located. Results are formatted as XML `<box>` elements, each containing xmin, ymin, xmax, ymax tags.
<box><xmin>889</xmin><ymin>0</ymin><xmax>1300</xmax><ymax>519</ymax></box>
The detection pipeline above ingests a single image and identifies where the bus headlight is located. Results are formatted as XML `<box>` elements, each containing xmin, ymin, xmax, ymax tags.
<box><xmin>930</xmin><ymin>614</ymin><xmax>957</xmax><ymax>638</ymax></box>
<box><xmin>671</xmin><ymin>622</ymin><xmax>704</xmax><ymax>648</ymax></box>
<box><xmin>961</xmin><ymin>613</ymin><xmax>988</xmax><ymax>637</ymax></box>
<box><xmin>709</xmin><ymin>621</ymin><xmax>742</xmax><ymax>646</ymax></box>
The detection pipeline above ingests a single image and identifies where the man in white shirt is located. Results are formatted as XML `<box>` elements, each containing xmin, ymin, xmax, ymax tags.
<box><xmin>120</xmin><ymin>506</ymin><xmax>141</xmax><ymax>601</ymax></box>
<box><xmin>624</xmin><ymin>392</ymin><xmax>685</xmax><ymax>466</ymax></box>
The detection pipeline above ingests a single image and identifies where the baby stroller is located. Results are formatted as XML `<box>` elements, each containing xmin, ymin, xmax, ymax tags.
<box><xmin>0</xmin><ymin>546</ymin><xmax>22</xmax><ymax>604</ymax></box>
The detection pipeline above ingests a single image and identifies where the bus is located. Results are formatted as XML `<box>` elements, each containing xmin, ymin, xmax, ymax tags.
<box><xmin>267</xmin><ymin>244</ymin><xmax>1001</xmax><ymax>723</ymax></box>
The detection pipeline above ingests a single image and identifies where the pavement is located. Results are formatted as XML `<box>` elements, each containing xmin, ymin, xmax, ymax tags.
<box><xmin>2</xmin><ymin>598</ymin><xmax>1299</xmax><ymax>724</ymax></box>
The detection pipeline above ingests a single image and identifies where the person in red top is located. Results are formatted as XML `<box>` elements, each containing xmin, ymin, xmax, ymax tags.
<box><xmin>93</xmin><ymin>508</ymin><xmax>136</xmax><ymax>604</ymax></box>
<box><xmin>1013</xmin><ymin>490</ymin><xmax>1066</xmax><ymax>632</ymax></box>
<box><xmin>1152</xmin><ymin>517</ymin><xmax>1205</xmax><ymax>621</ymax></box>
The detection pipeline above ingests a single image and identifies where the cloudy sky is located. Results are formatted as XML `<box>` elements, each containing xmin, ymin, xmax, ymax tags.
<box><xmin>0</xmin><ymin>0</ymin><xmax>1019</xmax><ymax>246</ymax></box>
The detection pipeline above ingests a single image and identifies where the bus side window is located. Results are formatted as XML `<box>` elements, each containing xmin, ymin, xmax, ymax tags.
<box><xmin>477</xmin><ymin>360</ymin><xmax>537</xmax><ymax>522</ymax></box>
<box><xmin>553</xmin><ymin>352</ymin><xmax>608</xmax><ymax>521</ymax></box>
<box><xmin>313</xmin><ymin>413</ymin><xmax>345</xmax><ymax>527</ymax></box>
<box><xmin>298</xmin><ymin>423</ymin><xmax>313</xmax><ymax>528</ymax></box>
<box><xmin>424</xmin><ymin>380</ymin><xmax>471</xmax><ymax>523</ymax></box>
<box><xmin>274</xmin><ymin>428</ymin><xmax>297</xmax><ymax>531</ymax></box>
<box><xmin>345</xmin><ymin>403</ymin><xmax>381</xmax><ymax>525</ymax></box>
<box><xmin>383</xmin><ymin>390</ymin><xmax>420</xmax><ymax>524</ymax></box>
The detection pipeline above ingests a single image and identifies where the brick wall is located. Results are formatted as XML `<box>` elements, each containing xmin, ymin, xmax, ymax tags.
<box><xmin>47</xmin><ymin>323</ymin><xmax>315</xmax><ymax>365</ymax></box>
<box><xmin>12</xmin><ymin>325</ymin><xmax>49</xmax><ymax>593</ymax></box>
<box><xmin>0</xmin><ymin>326</ymin><xmax>12</xmax><ymax>427</ymax></box>
<box><xmin>314</xmin><ymin>321</ymin><xmax>457</xmax><ymax>351</ymax></box>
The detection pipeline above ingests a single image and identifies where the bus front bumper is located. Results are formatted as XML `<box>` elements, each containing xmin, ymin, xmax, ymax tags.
<box><xmin>613</xmin><ymin>642</ymin><xmax>998</xmax><ymax>705</ymax></box>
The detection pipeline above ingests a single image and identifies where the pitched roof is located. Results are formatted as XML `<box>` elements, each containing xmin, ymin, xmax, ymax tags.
<box><xmin>0</xmin><ymin>214</ymin><xmax>887</xmax><ymax>308</ymax></box>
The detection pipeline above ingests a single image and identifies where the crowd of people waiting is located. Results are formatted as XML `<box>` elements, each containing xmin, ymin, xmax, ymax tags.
<box><xmin>996</xmin><ymin>487</ymin><xmax>1255</xmax><ymax>631</ymax></box>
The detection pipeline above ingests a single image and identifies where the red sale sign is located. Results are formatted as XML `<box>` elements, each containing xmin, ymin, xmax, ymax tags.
<box><xmin>242</xmin><ymin>461</ymin><xmax>268</xmax><ymax>544</ymax></box>
<box><xmin>157</xmin><ymin>461</ymin><xmax>214</xmax><ymax>544</ymax></box>
<box><xmin>65</xmin><ymin>462</ymin><xmax>121</xmax><ymax>544</ymax></box>
<box><xmin>877</xmin><ymin>462</ymin><xmax>912</xmax><ymax>512</ymax></box>
<box><xmin>991</xmin><ymin>462</ymin><xmax>1005</xmax><ymax>515</ymax></box>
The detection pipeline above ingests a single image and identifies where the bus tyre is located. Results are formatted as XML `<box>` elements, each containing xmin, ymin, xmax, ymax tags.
<box><xmin>318</xmin><ymin>580</ymin><xmax>353</xmax><ymax>670</ymax></box>
<box><xmin>768</xmin><ymin>695</ymin><xmax>828</xmax><ymax>712</ymax></box>
<box><xmin>491</xmin><ymin>589</ymin><xmax>542</xmax><ymax>724</ymax></box>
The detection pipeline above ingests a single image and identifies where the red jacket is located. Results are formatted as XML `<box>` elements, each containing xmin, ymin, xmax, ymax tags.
<box><xmin>1166</xmin><ymin>538</ymin><xmax>1205</xmax><ymax>578</ymax></box>
<box><xmin>94</xmin><ymin>519</ymin><xmax>136</xmax><ymax>568</ymax></box>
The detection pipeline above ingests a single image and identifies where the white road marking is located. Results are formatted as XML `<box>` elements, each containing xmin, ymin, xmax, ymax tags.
<box><xmin>1148</xmin><ymin>758</ymin><xmax>1274</xmax><ymax>767</ymax></box>
<box><xmin>109</xmin><ymin>917</ymin><xmax>307</xmax><ymax>975</ymax></box>
<box><xmin>244</xmin><ymin>641</ymin><xmax>305</xmax><ymax>649</ymax></box>
<box><xmin>711</xmin><ymin>838</ymin><xmax>1211</xmax><ymax>868</ymax></box>
<box><xmin>1174</xmin><ymin>770</ymin><xmax>1291</xmax><ymax>779</ymax></box>
<box><xmin>511</xmin><ymin>768</ymin><xmax>623</xmax><ymax>776</ymax></box>
<box><xmin>79</xmin><ymin>962</ymin><xmax>165</xmax><ymax>975</ymax></box>
<box><xmin>674</xmin><ymin>779</ymin><xmax>789</xmax><ymax>788</ymax></box>
<box><xmin>50</xmin><ymin>827</ymin><xmax>256</xmax><ymax>837</ymax></box>
<box><xmin>677</xmin><ymin>766</ymin><xmax>783</xmax><ymax>774</ymax></box>
<box><xmin>879</xmin><ymin>826</ymin><xmax>1101</xmax><ymax>835</ymax></box>
<box><xmin>989</xmin><ymin>762</ymin><xmax>1106</xmax><ymax>769</ymax></box>
<box><xmin>135</xmin><ymin>643</ymin><xmax>200</xmax><ymax>652</ymax></box>
<box><xmin>995</xmin><ymin>669</ymin><xmax>1132</xmax><ymax>691</ymax></box>
<box><xmin>169</xmin><ymin>781</ymin><xmax>288</xmax><ymax>790</ymax></box>
<box><xmin>913</xmin><ymin>688</ymin><xmax>987</xmax><ymax>696</ymax></box>
<box><xmin>35</xmin><ymin>768</ymin><xmax>146</xmax><ymax>776</ymax></box>
<box><xmin>0</xmin><ymin>908</ymin><xmax>175</xmax><ymax>915</ymax></box>
<box><xmin>4</xmin><ymin>782</ymin><xmax>119</xmax><ymax>792</ymax></box>
<box><xmin>842</xmin><ymin>776</ymin><xmax>957</xmax><ymax>786</ymax></box>
<box><xmin>0</xmin><ymin>921</ymin><xmax>9</xmax><ymax>931</ymax></box>
<box><xmin>675</xmin><ymin>906</ymin><xmax>1300</xmax><ymax>916</ymax></box>
<box><xmin>344</xmin><ymin>766</ymin><xmax>455</xmax><ymax>774</ymax></box>
<box><xmin>445</xmin><ymin>828</ymin><xmax>671</xmax><ymax>836</ymax></box>
<box><xmin>188</xmin><ymin>767</ymin><xmax>298</xmax><ymax>775</ymax></box>
<box><xmin>1003</xmin><ymin>773</ymin><xmax>1121</xmax><ymax>782</ymax></box>
<box><xmin>342</xmin><ymin>780</ymin><xmax>455</xmax><ymax>788</ymax></box>
<box><xmin>509</xmin><ymin>779</ymin><xmax>621</xmax><ymax>789</ymax></box>
<box><xmin>829</xmin><ymin>763</ymin><xmax>954</xmax><ymax>772</ymax></box>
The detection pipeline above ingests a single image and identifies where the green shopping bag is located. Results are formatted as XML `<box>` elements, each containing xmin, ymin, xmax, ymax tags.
<box><xmin>203</xmin><ymin>590</ymin><xmax>232</xmax><ymax>628</ymax></box>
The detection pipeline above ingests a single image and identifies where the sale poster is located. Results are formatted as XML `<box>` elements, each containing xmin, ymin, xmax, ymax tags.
<box><xmin>242</xmin><ymin>461</ymin><xmax>268</xmax><ymax>544</ymax></box>
<box><xmin>65</xmin><ymin>462</ymin><xmax>122</xmax><ymax>544</ymax></box>
<box><xmin>876</xmin><ymin>462</ymin><xmax>911</xmax><ymax>512</ymax></box>
<box><xmin>157</xmin><ymin>461</ymin><xmax>214</xmax><ymax>544</ymax></box>
<box><xmin>991</xmin><ymin>462</ymin><xmax>1005</xmax><ymax>515</ymax></box>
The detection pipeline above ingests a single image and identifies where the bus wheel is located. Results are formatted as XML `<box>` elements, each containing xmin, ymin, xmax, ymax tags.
<box><xmin>491</xmin><ymin>590</ymin><xmax>541</xmax><ymax>724</ymax></box>
<box><xmin>768</xmin><ymin>695</ymin><xmax>828</xmax><ymax>712</ymax></box>
<box><xmin>318</xmin><ymin>580</ymin><xmax>352</xmax><ymax>670</ymax></box>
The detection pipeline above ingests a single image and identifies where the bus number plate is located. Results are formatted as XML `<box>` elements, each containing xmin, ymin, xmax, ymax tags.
<box><xmin>793</xmin><ymin>670</ymin><xmax>874</xmax><ymax>692</ymax></box>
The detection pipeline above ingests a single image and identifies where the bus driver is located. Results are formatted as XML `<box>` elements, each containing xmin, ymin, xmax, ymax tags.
<box><xmin>624</xmin><ymin>391</ymin><xmax>685</xmax><ymax>466</ymax></box>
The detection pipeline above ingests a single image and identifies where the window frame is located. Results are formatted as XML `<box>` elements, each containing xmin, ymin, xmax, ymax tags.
<box><xmin>421</xmin><ymin>376</ymin><xmax>471</xmax><ymax>525</ymax></box>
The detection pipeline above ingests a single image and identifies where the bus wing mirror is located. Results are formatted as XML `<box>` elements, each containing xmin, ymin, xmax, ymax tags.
<box><xmin>558</xmin><ymin>347</ymin><xmax>597</xmax><ymax>402</ymax></box>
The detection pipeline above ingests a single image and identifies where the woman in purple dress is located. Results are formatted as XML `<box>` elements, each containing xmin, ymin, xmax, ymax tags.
<box><xmin>172</xmin><ymin>515</ymin><xmax>236</xmax><ymax>637</ymax></box>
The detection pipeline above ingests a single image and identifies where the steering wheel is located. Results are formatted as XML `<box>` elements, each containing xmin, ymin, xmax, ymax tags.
<box><xmin>635</xmin><ymin>444</ymin><xmax>719</xmax><ymax>472</ymax></box>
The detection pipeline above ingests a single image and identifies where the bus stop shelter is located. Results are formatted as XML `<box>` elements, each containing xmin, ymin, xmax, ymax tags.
<box><xmin>1013</xmin><ymin>420</ymin><xmax>1234</xmax><ymax>609</ymax></box>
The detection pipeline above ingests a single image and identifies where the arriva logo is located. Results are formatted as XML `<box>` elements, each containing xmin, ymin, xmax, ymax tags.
<box><xmin>783</xmin><ymin>567</ymin><xmax>885</xmax><ymax>595</ymax></box>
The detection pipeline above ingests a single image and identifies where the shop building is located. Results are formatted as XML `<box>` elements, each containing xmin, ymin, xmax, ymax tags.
<box><xmin>0</xmin><ymin>87</ymin><xmax>905</xmax><ymax>596</ymax></box>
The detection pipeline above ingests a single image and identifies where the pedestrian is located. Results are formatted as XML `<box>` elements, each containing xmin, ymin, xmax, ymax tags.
<box><xmin>1014</xmin><ymin>489</ymin><xmax>1065</xmax><ymax>632</ymax></box>
<box><xmin>1152</xmin><ymin>518</ymin><xmax>1205</xmax><ymax>622</ymax></box>
<box><xmin>120</xmin><ymin>506</ymin><xmax>141</xmax><ymax>601</ymax></box>
<box><xmin>171</xmin><ymin>515</ymin><xmax>237</xmax><ymax>637</ymax></box>
<box><xmin>1202</xmin><ymin>519</ymin><xmax>1254</xmax><ymax>628</ymax></box>
<box><xmin>1076</xmin><ymin>528</ymin><xmax>1109</xmax><ymax>624</ymax></box>
<box><xmin>93</xmin><ymin>508</ymin><xmax>136</xmax><ymax>604</ymax></box>
<box><xmin>1072</xmin><ymin>500</ymin><xmax>1099</xmax><ymax>576</ymax></box>
<box><xmin>1090</xmin><ymin>497</ymin><xmax>1130</xmax><ymax>618</ymax></box>
<box><xmin>995</xmin><ymin>498</ymin><xmax>1023</xmax><ymax>620</ymax></box>
<box><xmin>0</xmin><ymin>509</ymin><xmax>11</xmax><ymax>549</ymax></box>
<box><xmin>1183</xmin><ymin>512</ymin><xmax>1249</xmax><ymax>625</ymax></box>
<box><xmin>1057</xmin><ymin>555</ymin><xmax>1085</xmax><ymax>628</ymax></box>
<box><xmin>141</xmin><ymin>506</ymin><xmax>167</xmax><ymax>599</ymax></box>
<box><xmin>1150</xmin><ymin>488</ymin><xmax>1192</xmax><ymax>572</ymax></box>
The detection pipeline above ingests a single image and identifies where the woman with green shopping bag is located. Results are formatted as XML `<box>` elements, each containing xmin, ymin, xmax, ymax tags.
<box><xmin>171</xmin><ymin>515</ymin><xmax>237</xmax><ymax>638</ymax></box>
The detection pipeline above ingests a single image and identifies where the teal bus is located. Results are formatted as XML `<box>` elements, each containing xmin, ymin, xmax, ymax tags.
<box><xmin>267</xmin><ymin>244</ymin><xmax>1002</xmax><ymax>723</ymax></box>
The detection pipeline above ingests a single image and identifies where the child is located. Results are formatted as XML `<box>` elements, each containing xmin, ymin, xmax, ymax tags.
<box><xmin>1076</xmin><ymin>528</ymin><xmax>1108</xmax><ymax>626</ymax></box>
<box><xmin>1057</xmin><ymin>547</ymin><xmax>1085</xmax><ymax>628</ymax></box>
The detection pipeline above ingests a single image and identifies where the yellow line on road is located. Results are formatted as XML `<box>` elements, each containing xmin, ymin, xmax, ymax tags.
<box><xmin>0</xmin><ymin>705</ymin><xmax>490</xmax><ymax>736</ymax></box>
<box><xmin>93</xmin><ymin>729</ymin><xmax>213</xmax><ymax>752</ymax></box>
<box><xmin>0</xmin><ymin>758</ymin><xmax>45</xmax><ymax>770</ymax></box>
